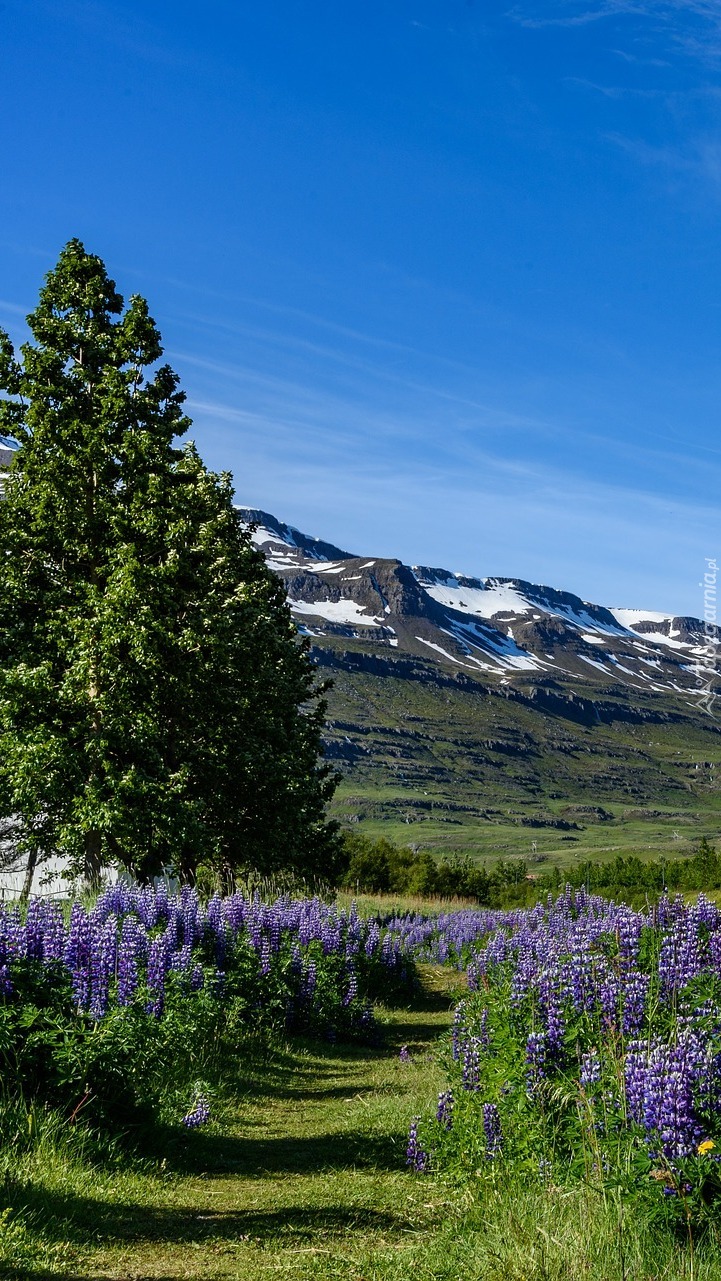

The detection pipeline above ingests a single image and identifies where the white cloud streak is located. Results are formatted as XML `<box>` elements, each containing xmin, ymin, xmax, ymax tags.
<box><xmin>511</xmin><ymin>0</ymin><xmax>721</xmax><ymax>60</ymax></box>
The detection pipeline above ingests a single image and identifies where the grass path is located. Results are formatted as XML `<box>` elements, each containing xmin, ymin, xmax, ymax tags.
<box><xmin>53</xmin><ymin>966</ymin><xmax>461</xmax><ymax>1280</ymax></box>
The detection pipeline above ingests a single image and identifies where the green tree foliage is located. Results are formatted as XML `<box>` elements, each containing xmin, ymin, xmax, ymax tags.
<box><xmin>0</xmin><ymin>240</ymin><xmax>340</xmax><ymax>887</ymax></box>
<box><xmin>339</xmin><ymin>832</ymin><xmax>491</xmax><ymax>902</ymax></box>
<box><xmin>488</xmin><ymin>838</ymin><xmax>721</xmax><ymax>908</ymax></box>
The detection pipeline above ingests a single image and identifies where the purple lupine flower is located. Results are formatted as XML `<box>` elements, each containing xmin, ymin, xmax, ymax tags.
<box><xmin>179</xmin><ymin>886</ymin><xmax>199</xmax><ymax>947</ymax></box>
<box><xmin>406</xmin><ymin>1117</ymin><xmax>429</xmax><ymax>1172</ymax></box>
<box><xmin>617</xmin><ymin>910</ymin><xmax>643</xmax><ymax>967</ymax></box>
<box><xmin>40</xmin><ymin>902</ymin><xmax>65</xmax><ymax>963</ymax></box>
<box><xmin>598</xmin><ymin>968</ymin><xmax>620</xmax><ymax>1027</ymax></box>
<box><xmin>624</xmin><ymin>1039</ymin><xmax>647</xmax><ymax>1123</ymax></box>
<box><xmin>138</xmin><ymin>885</ymin><xmax>160</xmax><ymax>929</ymax></box>
<box><xmin>64</xmin><ymin>903</ymin><xmax>93</xmax><ymax>1010</ymax></box>
<box><xmin>479</xmin><ymin>1007</ymin><xmax>490</xmax><ymax>1049</ymax></box>
<box><xmin>1</xmin><ymin>907</ymin><xmax>25</xmax><ymax>971</ymax></box>
<box><xmin>182</xmin><ymin>1094</ymin><xmax>211</xmax><ymax>1127</ymax></box>
<box><xmin>89</xmin><ymin>913</ymin><xmax>117</xmax><ymax>1021</ymax></box>
<box><xmin>451</xmin><ymin>1001</ymin><xmax>466</xmax><ymax>1061</ymax></box>
<box><xmin>436</xmin><ymin>1089</ymin><xmax>454</xmax><ymax>1129</ymax></box>
<box><xmin>540</xmin><ymin>984</ymin><xmax>565</xmax><ymax>1059</ymax></box>
<box><xmin>399</xmin><ymin>1044</ymin><xmax>411</xmax><ymax>1062</ymax></box>
<box><xmin>146</xmin><ymin>931</ymin><xmax>170</xmax><ymax>1018</ymax></box>
<box><xmin>259</xmin><ymin>937</ymin><xmax>272</xmax><ymax>977</ymax></box>
<box><xmin>206</xmin><ymin>893</ymin><xmax>224</xmax><ymax>947</ymax></box>
<box><xmin>461</xmin><ymin>1037</ymin><xmax>482</xmax><ymax>1091</ymax></box>
<box><xmin>580</xmin><ymin>1050</ymin><xmax>601</xmax><ymax>1089</ymax></box>
<box><xmin>621</xmin><ymin>971</ymin><xmax>649</xmax><ymax>1037</ymax></box>
<box><xmin>659</xmin><ymin>918</ymin><xmax>704</xmax><ymax>996</ymax></box>
<box><xmin>171</xmin><ymin>941</ymin><xmax>193</xmax><ymax>974</ymax></box>
<box><xmin>221</xmin><ymin>892</ymin><xmax>245</xmax><ymax>935</ymax></box>
<box><xmin>117</xmin><ymin>914</ymin><xmax>141</xmax><ymax>1006</ymax></box>
<box><xmin>342</xmin><ymin>968</ymin><xmax>358</xmax><ymax>1008</ymax></box>
<box><xmin>526</xmin><ymin>1030</ymin><xmax>547</xmax><ymax>1092</ymax></box>
<box><xmin>483</xmin><ymin>1102</ymin><xmax>502</xmax><ymax>1157</ymax></box>
<box><xmin>301</xmin><ymin>960</ymin><xmax>317</xmax><ymax>1001</ymax></box>
<box><xmin>623</xmin><ymin>1031</ymin><xmax>710</xmax><ymax>1159</ymax></box>
<box><xmin>247</xmin><ymin>913</ymin><xmax>263</xmax><ymax>952</ymax></box>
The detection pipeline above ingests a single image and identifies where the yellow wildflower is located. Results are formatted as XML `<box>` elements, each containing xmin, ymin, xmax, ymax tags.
<box><xmin>698</xmin><ymin>1139</ymin><xmax>715</xmax><ymax>1154</ymax></box>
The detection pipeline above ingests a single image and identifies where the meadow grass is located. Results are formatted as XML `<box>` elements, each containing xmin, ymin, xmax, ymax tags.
<box><xmin>335</xmin><ymin>889</ymin><xmax>479</xmax><ymax>916</ymax></box>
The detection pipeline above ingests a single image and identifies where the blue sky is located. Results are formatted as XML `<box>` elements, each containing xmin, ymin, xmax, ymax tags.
<box><xmin>1</xmin><ymin>0</ymin><xmax>720</xmax><ymax>614</ymax></box>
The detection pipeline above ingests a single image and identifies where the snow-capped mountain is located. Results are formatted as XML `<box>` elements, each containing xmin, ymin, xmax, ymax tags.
<box><xmin>240</xmin><ymin>507</ymin><xmax>718</xmax><ymax>704</ymax></box>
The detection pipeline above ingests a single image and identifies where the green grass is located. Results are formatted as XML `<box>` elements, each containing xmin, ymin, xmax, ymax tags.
<box><xmin>335</xmin><ymin>889</ymin><xmax>480</xmax><ymax>916</ymax></box>
<box><xmin>4</xmin><ymin>964</ymin><xmax>721</xmax><ymax>1280</ymax></box>
<box><xmin>322</xmin><ymin>653</ymin><xmax>721</xmax><ymax>873</ymax></box>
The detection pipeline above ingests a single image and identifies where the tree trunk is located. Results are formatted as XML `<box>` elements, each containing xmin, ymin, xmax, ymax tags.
<box><xmin>19</xmin><ymin>847</ymin><xmax>38</xmax><ymax>903</ymax></box>
<box><xmin>84</xmin><ymin>453</ymin><xmax>104</xmax><ymax>895</ymax></box>
<box><xmin>84</xmin><ymin>828</ymin><xmax>102</xmax><ymax>891</ymax></box>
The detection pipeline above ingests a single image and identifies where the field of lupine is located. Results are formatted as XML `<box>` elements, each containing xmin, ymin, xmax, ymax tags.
<box><xmin>401</xmin><ymin>888</ymin><xmax>721</xmax><ymax>1246</ymax></box>
<box><xmin>0</xmin><ymin>885</ymin><xmax>413</xmax><ymax>1139</ymax></box>
<box><xmin>5</xmin><ymin>883</ymin><xmax>721</xmax><ymax>1276</ymax></box>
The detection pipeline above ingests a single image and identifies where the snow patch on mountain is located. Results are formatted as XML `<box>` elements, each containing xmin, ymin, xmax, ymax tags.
<box><xmin>287</xmin><ymin>598</ymin><xmax>384</xmax><ymax>627</ymax></box>
<box><xmin>415</xmin><ymin>637</ymin><xmax>474</xmax><ymax>667</ymax></box>
<box><xmin>579</xmin><ymin>654</ymin><xmax>613</xmax><ymax>674</ymax></box>
<box><xmin>611</xmin><ymin>608</ymin><xmax>675</xmax><ymax>629</ymax></box>
<box><xmin>445</xmin><ymin>618</ymin><xmax>548</xmax><ymax>671</ymax></box>
<box><xmin>418</xmin><ymin>575</ymin><xmax>532</xmax><ymax>619</ymax></box>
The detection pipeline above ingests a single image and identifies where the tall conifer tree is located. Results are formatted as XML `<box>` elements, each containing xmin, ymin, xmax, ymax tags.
<box><xmin>0</xmin><ymin>241</ymin><xmax>339</xmax><ymax>887</ymax></box>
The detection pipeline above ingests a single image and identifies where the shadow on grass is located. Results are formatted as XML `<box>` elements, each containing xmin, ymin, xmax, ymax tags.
<box><xmin>1</xmin><ymin>1274</ymin><xmax>117</xmax><ymax>1281</ymax></box>
<box><xmin>383</xmin><ymin>1017</ymin><xmax>452</xmax><ymax>1049</ymax></box>
<box><xmin>5</xmin><ymin>1185</ymin><xmax>413</xmax><ymax>1248</ymax></box>
<box><xmin>5</xmin><ymin>1273</ymin><xmax>225</xmax><ymax>1281</ymax></box>
<box><xmin>3</xmin><ymin>969</ymin><xmax>455</xmax><ymax>1274</ymax></box>
<box><xmin>155</xmin><ymin>1119</ymin><xmax>407</xmax><ymax>1177</ymax></box>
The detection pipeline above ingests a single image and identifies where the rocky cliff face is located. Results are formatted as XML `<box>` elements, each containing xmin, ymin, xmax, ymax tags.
<box><xmin>239</xmin><ymin>507</ymin><xmax>719</xmax><ymax>706</ymax></box>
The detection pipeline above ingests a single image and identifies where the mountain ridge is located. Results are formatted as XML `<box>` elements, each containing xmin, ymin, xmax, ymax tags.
<box><xmin>239</xmin><ymin>505</ymin><xmax>717</xmax><ymax>703</ymax></box>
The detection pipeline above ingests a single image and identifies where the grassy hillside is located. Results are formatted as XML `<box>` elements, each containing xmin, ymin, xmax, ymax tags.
<box><xmin>318</xmin><ymin>639</ymin><xmax>721</xmax><ymax>869</ymax></box>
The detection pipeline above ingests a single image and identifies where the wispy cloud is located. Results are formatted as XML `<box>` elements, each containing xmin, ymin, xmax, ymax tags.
<box><xmin>35</xmin><ymin>0</ymin><xmax>193</xmax><ymax>67</ymax></box>
<box><xmin>612</xmin><ymin>46</ymin><xmax>672</xmax><ymax>63</ymax></box>
<box><xmin>512</xmin><ymin>1</ymin><xmax>721</xmax><ymax>25</ymax></box>
<box><xmin>511</xmin><ymin>2</ymin><xmax>641</xmax><ymax>29</ymax></box>
<box><xmin>606</xmin><ymin>129</ymin><xmax>721</xmax><ymax>186</ymax></box>
<box><xmin>564</xmin><ymin>74</ymin><xmax>669</xmax><ymax>97</ymax></box>
<box><xmin>511</xmin><ymin>0</ymin><xmax>721</xmax><ymax>60</ymax></box>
